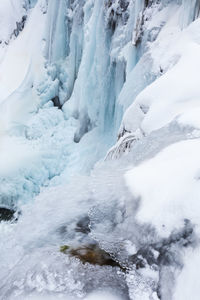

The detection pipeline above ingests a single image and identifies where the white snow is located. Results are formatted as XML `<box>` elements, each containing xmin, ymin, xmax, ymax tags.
<box><xmin>0</xmin><ymin>136</ymin><xmax>39</xmax><ymax>176</ymax></box>
<box><xmin>173</xmin><ymin>248</ymin><xmax>200</xmax><ymax>300</ymax></box>
<box><xmin>84</xmin><ymin>291</ymin><xmax>124</xmax><ymax>300</ymax></box>
<box><xmin>0</xmin><ymin>1</ymin><xmax>45</xmax><ymax>103</ymax></box>
<box><xmin>121</xmin><ymin>18</ymin><xmax>200</xmax><ymax>137</ymax></box>
<box><xmin>125</xmin><ymin>139</ymin><xmax>200</xmax><ymax>237</ymax></box>
<box><xmin>14</xmin><ymin>290</ymin><xmax>125</xmax><ymax>300</ymax></box>
<box><xmin>0</xmin><ymin>0</ymin><xmax>200</xmax><ymax>299</ymax></box>
<box><xmin>0</xmin><ymin>1</ymin><xmax>25</xmax><ymax>43</ymax></box>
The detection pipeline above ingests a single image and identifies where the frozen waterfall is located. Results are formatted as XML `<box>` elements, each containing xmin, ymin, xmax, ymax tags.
<box><xmin>0</xmin><ymin>0</ymin><xmax>200</xmax><ymax>299</ymax></box>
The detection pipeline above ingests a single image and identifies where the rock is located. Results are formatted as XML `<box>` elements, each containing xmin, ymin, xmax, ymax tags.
<box><xmin>75</xmin><ymin>215</ymin><xmax>91</xmax><ymax>234</ymax></box>
<box><xmin>0</xmin><ymin>207</ymin><xmax>16</xmax><ymax>222</ymax></box>
<box><xmin>51</xmin><ymin>96</ymin><xmax>62</xmax><ymax>109</ymax></box>
<box><xmin>60</xmin><ymin>243</ymin><xmax>123</xmax><ymax>269</ymax></box>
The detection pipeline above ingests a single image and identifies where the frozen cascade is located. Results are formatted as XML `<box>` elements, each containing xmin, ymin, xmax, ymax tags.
<box><xmin>0</xmin><ymin>0</ymin><xmax>147</xmax><ymax>208</ymax></box>
<box><xmin>45</xmin><ymin>0</ymin><xmax>68</xmax><ymax>63</ymax></box>
<box><xmin>0</xmin><ymin>0</ymin><xmax>200</xmax><ymax>299</ymax></box>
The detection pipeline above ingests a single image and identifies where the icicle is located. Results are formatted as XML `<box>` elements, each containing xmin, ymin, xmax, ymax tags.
<box><xmin>44</xmin><ymin>0</ymin><xmax>68</xmax><ymax>63</ymax></box>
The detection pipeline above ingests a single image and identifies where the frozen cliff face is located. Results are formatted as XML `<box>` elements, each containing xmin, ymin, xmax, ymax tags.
<box><xmin>0</xmin><ymin>0</ymin><xmax>200</xmax><ymax>300</ymax></box>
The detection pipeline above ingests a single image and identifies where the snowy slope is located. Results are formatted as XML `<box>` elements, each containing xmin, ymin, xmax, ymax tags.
<box><xmin>0</xmin><ymin>1</ymin><xmax>26</xmax><ymax>44</ymax></box>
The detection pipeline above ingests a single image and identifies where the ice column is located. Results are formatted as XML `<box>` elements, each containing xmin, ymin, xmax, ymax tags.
<box><xmin>44</xmin><ymin>0</ymin><xmax>68</xmax><ymax>63</ymax></box>
<box><xmin>181</xmin><ymin>0</ymin><xmax>200</xmax><ymax>28</ymax></box>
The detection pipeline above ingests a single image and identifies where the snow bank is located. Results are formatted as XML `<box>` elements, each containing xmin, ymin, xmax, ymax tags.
<box><xmin>125</xmin><ymin>139</ymin><xmax>200</xmax><ymax>237</ymax></box>
<box><xmin>172</xmin><ymin>247</ymin><xmax>200</xmax><ymax>300</ymax></box>
<box><xmin>0</xmin><ymin>0</ymin><xmax>45</xmax><ymax>103</ymax></box>
<box><xmin>121</xmin><ymin>17</ymin><xmax>200</xmax><ymax>135</ymax></box>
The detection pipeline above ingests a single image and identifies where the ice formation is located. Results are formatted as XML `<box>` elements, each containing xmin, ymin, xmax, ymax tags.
<box><xmin>0</xmin><ymin>0</ymin><xmax>200</xmax><ymax>299</ymax></box>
